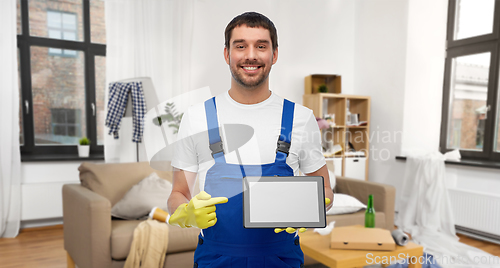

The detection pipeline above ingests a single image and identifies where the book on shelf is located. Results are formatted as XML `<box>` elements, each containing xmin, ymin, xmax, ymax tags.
<box><xmin>323</xmin><ymin>144</ymin><xmax>342</xmax><ymax>158</ymax></box>
<box><xmin>347</xmin><ymin>121</ymin><xmax>367</xmax><ymax>127</ymax></box>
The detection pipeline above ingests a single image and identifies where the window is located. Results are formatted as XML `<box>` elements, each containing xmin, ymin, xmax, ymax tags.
<box><xmin>30</xmin><ymin>46</ymin><xmax>86</xmax><ymax>145</ymax></box>
<box><xmin>51</xmin><ymin>109</ymin><xmax>82</xmax><ymax>139</ymax></box>
<box><xmin>18</xmin><ymin>0</ymin><xmax>106</xmax><ymax>159</ymax></box>
<box><xmin>47</xmin><ymin>10</ymin><xmax>77</xmax><ymax>56</ymax></box>
<box><xmin>94</xmin><ymin>55</ymin><xmax>106</xmax><ymax>145</ymax></box>
<box><xmin>440</xmin><ymin>0</ymin><xmax>500</xmax><ymax>161</ymax></box>
<box><xmin>450</xmin><ymin>119</ymin><xmax>462</xmax><ymax>149</ymax></box>
<box><xmin>18</xmin><ymin>49</ymin><xmax>24</xmax><ymax>145</ymax></box>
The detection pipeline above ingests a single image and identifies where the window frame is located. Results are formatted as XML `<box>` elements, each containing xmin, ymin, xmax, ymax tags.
<box><xmin>47</xmin><ymin>10</ymin><xmax>79</xmax><ymax>57</ymax></box>
<box><xmin>446</xmin><ymin>0</ymin><xmax>500</xmax><ymax>48</ymax></box>
<box><xmin>440</xmin><ymin>0</ymin><xmax>500</xmax><ymax>162</ymax></box>
<box><xmin>50</xmin><ymin>108</ymin><xmax>82</xmax><ymax>138</ymax></box>
<box><xmin>18</xmin><ymin>0</ymin><xmax>106</xmax><ymax>159</ymax></box>
<box><xmin>47</xmin><ymin>9</ymin><xmax>78</xmax><ymax>40</ymax></box>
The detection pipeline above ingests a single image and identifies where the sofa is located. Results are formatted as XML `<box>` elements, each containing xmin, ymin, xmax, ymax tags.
<box><xmin>62</xmin><ymin>161</ymin><xmax>395</xmax><ymax>268</ymax></box>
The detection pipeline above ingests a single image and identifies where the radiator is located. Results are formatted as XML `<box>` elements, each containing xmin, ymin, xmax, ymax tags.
<box><xmin>449</xmin><ymin>188</ymin><xmax>500</xmax><ymax>237</ymax></box>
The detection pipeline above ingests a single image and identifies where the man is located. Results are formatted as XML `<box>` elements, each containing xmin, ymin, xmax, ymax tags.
<box><xmin>167</xmin><ymin>11</ymin><xmax>334</xmax><ymax>268</ymax></box>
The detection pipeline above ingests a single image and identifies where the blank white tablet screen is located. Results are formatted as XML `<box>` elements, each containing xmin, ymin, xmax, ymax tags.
<box><xmin>249</xmin><ymin>181</ymin><xmax>319</xmax><ymax>223</ymax></box>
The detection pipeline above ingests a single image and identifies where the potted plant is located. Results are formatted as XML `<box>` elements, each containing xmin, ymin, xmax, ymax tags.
<box><xmin>152</xmin><ymin>102</ymin><xmax>184</xmax><ymax>134</ymax></box>
<box><xmin>78</xmin><ymin>137</ymin><xmax>91</xmax><ymax>157</ymax></box>
<box><xmin>318</xmin><ymin>84</ymin><xmax>328</xmax><ymax>93</ymax></box>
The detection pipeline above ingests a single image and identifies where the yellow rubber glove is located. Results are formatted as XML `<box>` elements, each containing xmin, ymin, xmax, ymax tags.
<box><xmin>168</xmin><ymin>191</ymin><xmax>228</xmax><ymax>229</ymax></box>
<box><xmin>275</xmin><ymin>198</ymin><xmax>331</xmax><ymax>234</ymax></box>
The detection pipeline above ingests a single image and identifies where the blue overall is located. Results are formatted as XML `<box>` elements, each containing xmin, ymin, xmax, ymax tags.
<box><xmin>193</xmin><ymin>97</ymin><xmax>304</xmax><ymax>268</ymax></box>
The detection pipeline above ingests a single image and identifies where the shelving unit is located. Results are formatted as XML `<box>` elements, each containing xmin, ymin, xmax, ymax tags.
<box><xmin>304</xmin><ymin>74</ymin><xmax>342</xmax><ymax>94</ymax></box>
<box><xmin>303</xmin><ymin>75</ymin><xmax>371</xmax><ymax>180</ymax></box>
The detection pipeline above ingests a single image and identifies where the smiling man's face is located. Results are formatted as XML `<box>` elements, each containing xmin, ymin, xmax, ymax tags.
<box><xmin>224</xmin><ymin>25</ymin><xmax>278</xmax><ymax>90</ymax></box>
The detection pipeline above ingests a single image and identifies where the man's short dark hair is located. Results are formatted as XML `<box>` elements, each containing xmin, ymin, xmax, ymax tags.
<box><xmin>225</xmin><ymin>12</ymin><xmax>278</xmax><ymax>51</ymax></box>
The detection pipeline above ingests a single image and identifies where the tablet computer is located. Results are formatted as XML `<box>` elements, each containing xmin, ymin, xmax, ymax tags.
<box><xmin>243</xmin><ymin>176</ymin><xmax>326</xmax><ymax>229</ymax></box>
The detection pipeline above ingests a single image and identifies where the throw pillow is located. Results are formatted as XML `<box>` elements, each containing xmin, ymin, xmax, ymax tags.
<box><xmin>79</xmin><ymin>161</ymin><xmax>174</xmax><ymax>206</ymax></box>
<box><xmin>326</xmin><ymin>193</ymin><xmax>366</xmax><ymax>215</ymax></box>
<box><xmin>111</xmin><ymin>172</ymin><xmax>172</xmax><ymax>220</ymax></box>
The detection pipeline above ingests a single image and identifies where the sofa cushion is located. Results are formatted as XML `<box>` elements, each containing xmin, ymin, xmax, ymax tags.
<box><xmin>79</xmin><ymin>161</ymin><xmax>173</xmax><ymax>206</ymax></box>
<box><xmin>111</xmin><ymin>172</ymin><xmax>173</xmax><ymax>219</ymax></box>
<box><xmin>326</xmin><ymin>194</ymin><xmax>366</xmax><ymax>215</ymax></box>
<box><xmin>111</xmin><ymin>220</ymin><xmax>200</xmax><ymax>261</ymax></box>
<box><xmin>326</xmin><ymin>210</ymin><xmax>386</xmax><ymax>229</ymax></box>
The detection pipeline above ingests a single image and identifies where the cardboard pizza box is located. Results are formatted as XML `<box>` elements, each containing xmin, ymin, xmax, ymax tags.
<box><xmin>330</xmin><ymin>225</ymin><xmax>396</xmax><ymax>251</ymax></box>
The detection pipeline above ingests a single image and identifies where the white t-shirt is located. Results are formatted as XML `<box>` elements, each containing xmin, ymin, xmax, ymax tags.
<box><xmin>171</xmin><ymin>91</ymin><xmax>326</xmax><ymax>191</ymax></box>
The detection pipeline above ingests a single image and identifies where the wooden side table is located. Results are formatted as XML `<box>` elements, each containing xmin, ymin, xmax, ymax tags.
<box><xmin>299</xmin><ymin>231</ymin><xmax>424</xmax><ymax>268</ymax></box>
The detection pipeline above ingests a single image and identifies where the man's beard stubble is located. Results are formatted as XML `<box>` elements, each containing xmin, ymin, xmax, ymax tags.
<box><xmin>229</xmin><ymin>60</ymin><xmax>271</xmax><ymax>89</ymax></box>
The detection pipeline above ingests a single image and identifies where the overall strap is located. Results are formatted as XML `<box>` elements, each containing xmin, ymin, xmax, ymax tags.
<box><xmin>276</xmin><ymin>99</ymin><xmax>295</xmax><ymax>163</ymax></box>
<box><xmin>205</xmin><ymin>97</ymin><xmax>226</xmax><ymax>163</ymax></box>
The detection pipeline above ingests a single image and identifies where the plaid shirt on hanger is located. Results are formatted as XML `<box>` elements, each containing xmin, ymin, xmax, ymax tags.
<box><xmin>105</xmin><ymin>81</ymin><xmax>146</xmax><ymax>143</ymax></box>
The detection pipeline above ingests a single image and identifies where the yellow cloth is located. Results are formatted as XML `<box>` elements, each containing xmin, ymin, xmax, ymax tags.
<box><xmin>124</xmin><ymin>219</ymin><xmax>169</xmax><ymax>268</ymax></box>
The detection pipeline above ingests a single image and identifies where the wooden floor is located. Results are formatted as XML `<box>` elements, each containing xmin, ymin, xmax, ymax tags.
<box><xmin>0</xmin><ymin>225</ymin><xmax>499</xmax><ymax>268</ymax></box>
<box><xmin>0</xmin><ymin>225</ymin><xmax>67</xmax><ymax>268</ymax></box>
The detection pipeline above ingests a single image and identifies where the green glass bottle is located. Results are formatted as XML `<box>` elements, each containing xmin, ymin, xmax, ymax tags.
<box><xmin>365</xmin><ymin>194</ymin><xmax>375</xmax><ymax>228</ymax></box>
